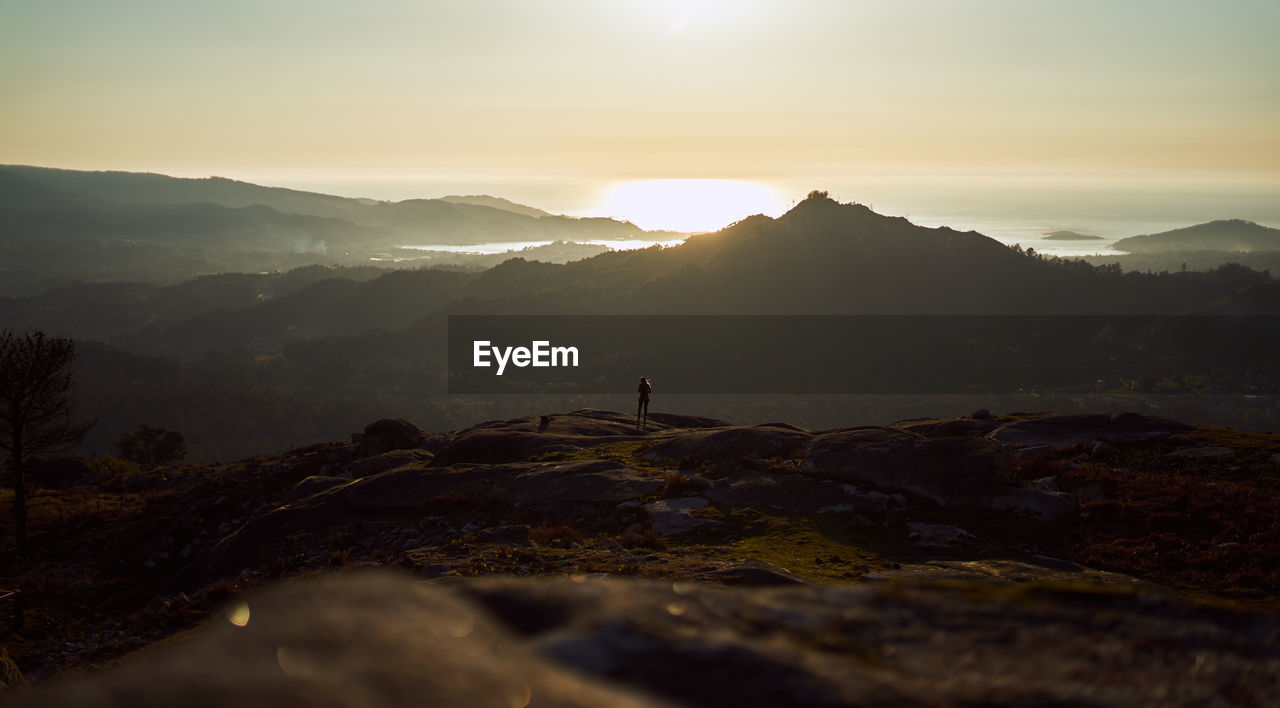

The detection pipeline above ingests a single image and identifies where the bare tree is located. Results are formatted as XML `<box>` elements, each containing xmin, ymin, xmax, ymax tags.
<box><xmin>0</xmin><ymin>331</ymin><xmax>92</xmax><ymax>557</ymax></box>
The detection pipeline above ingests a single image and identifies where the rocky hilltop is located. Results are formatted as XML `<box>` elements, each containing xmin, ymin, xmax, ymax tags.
<box><xmin>4</xmin><ymin>409</ymin><xmax>1280</xmax><ymax>705</ymax></box>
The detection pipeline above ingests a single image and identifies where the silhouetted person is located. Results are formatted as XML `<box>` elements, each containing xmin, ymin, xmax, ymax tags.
<box><xmin>636</xmin><ymin>377</ymin><xmax>652</xmax><ymax>431</ymax></box>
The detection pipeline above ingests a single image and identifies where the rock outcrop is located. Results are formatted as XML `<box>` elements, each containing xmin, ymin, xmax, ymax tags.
<box><xmin>802</xmin><ymin>427</ymin><xmax>1011</xmax><ymax>507</ymax></box>
<box><xmin>987</xmin><ymin>413</ymin><xmax>1190</xmax><ymax>448</ymax></box>
<box><xmin>638</xmin><ymin>425</ymin><xmax>811</xmax><ymax>463</ymax></box>
<box><xmin>15</xmin><ymin>572</ymin><xmax>1280</xmax><ymax>707</ymax></box>
<box><xmin>355</xmin><ymin>418</ymin><xmax>426</xmax><ymax>456</ymax></box>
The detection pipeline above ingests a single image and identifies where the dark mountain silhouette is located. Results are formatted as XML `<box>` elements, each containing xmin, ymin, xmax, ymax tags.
<box><xmin>416</xmin><ymin>192</ymin><xmax>1265</xmax><ymax>316</ymax></box>
<box><xmin>1112</xmin><ymin>219</ymin><xmax>1280</xmax><ymax>253</ymax></box>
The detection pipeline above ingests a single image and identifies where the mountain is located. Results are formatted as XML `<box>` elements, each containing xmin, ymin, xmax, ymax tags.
<box><xmin>1111</xmin><ymin>219</ymin><xmax>1280</xmax><ymax>253</ymax></box>
<box><xmin>4</xmin><ymin>191</ymin><xmax>1278</xmax><ymax>462</ymax></box>
<box><xmin>0</xmin><ymin>164</ymin><xmax>366</xmax><ymax>220</ymax></box>
<box><xmin>0</xmin><ymin>165</ymin><xmax>643</xmax><ymax>241</ymax></box>
<box><xmin>439</xmin><ymin>194</ymin><xmax>554</xmax><ymax>218</ymax></box>
<box><xmin>8</xmin><ymin>192</ymin><xmax>1276</xmax><ymax>357</ymax></box>
<box><xmin>0</xmin><ymin>165</ymin><xmax>649</xmax><ymax>294</ymax></box>
<box><xmin>415</xmin><ymin>192</ymin><xmax>1249</xmax><ymax>315</ymax></box>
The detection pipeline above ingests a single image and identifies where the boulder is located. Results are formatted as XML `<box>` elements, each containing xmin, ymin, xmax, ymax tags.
<box><xmin>357</xmin><ymin>418</ymin><xmax>425</xmax><ymax>456</ymax></box>
<box><xmin>284</xmin><ymin>476</ymin><xmax>348</xmax><ymax>502</ymax></box>
<box><xmin>906</xmin><ymin>522</ymin><xmax>975</xmax><ymax>549</ymax></box>
<box><xmin>644</xmin><ymin>497</ymin><xmax>714</xmax><ymax>536</ymax></box>
<box><xmin>988</xmin><ymin>413</ymin><xmax>1190</xmax><ymax>448</ymax></box>
<box><xmin>499</xmin><ymin>461</ymin><xmax>665</xmax><ymax>508</ymax></box>
<box><xmin>343</xmin><ymin>460</ymin><xmax>663</xmax><ymax>512</ymax></box>
<box><xmin>23</xmin><ymin>572</ymin><xmax>1280</xmax><ymax>707</ymax></box>
<box><xmin>988</xmin><ymin>487</ymin><xmax>1079</xmax><ymax>522</ymax></box>
<box><xmin>433</xmin><ymin>411</ymin><xmax>733</xmax><ymax>464</ymax></box>
<box><xmin>705</xmin><ymin>473</ymin><xmax>903</xmax><ymax>518</ymax></box>
<box><xmin>344</xmin><ymin>448</ymin><xmax>434</xmax><ymax>478</ymax></box>
<box><xmin>639</xmin><ymin>426</ymin><xmax>811</xmax><ymax>463</ymax></box>
<box><xmin>453</xmin><ymin>574</ymin><xmax>1280</xmax><ymax>707</ymax></box>
<box><xmin>19</xmin><ymin>573</ymin><xmax>659</xmax><ymax>708</ymax></box>
<box><xmin>643</xmin><ymin>412</ymin><xmax>731</xmax><ymax>429</ymax></box>
<box><xmin>802</xmin><ymin>427</ymin><xmax>1011</xmax><ymax>507</ymax></box>
<box><xmin>1166</xmin><ymin>447</ymin><xmax>1235</xmax><ymax>459</ymax></box>
<box><xmin>464</xmin><ymin>409</ymin><xmax>697</xmax><ymax>438</ymax></box>
<box><xmin>894</xmin><ymin>418</ymin><xmax>999</xmax><ymax>438</ymax></box>
<box><xmin>696</xmin><ymin>560</ymin><xmax>810</xmax><ymax>586</ymax></box>
<box><xmin>176</xmin><ymin>461</ymin><xmax>662</xmax><ymax>590</ymax></box>
<box><xmin>435</xmin><ymin>431</ymin><xmax>601</xmax><ymax>465</ymax></box>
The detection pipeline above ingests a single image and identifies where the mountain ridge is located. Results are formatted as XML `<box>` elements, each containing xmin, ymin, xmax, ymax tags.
<box><xmin>1112</xmin><ymin>218</ymin><xmax>1280</xmax><ymax>253</ymax></box>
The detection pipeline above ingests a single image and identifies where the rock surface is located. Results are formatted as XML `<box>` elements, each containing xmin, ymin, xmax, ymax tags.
<box><xmin>643</xmin><ymin>497</ymin><xmax>713</xmax><ymax>536</ymax></box>
<box><xmin>988</xmin><ymin>412</ymin><xmax>1190</xmax><ymax>448</ymax></box>
<box><xmin>173</xmin><ymin>459</ymin><xmax>664</xmax><ymax>590</ymax></box>
<box><xmin>1166</xmin><ymin>447</ymin><xmax>1236</xmax><ymax>458</ymax></box>
<box><xmin>356</xmin><ymin>418</ymin><xmax>427</xmax><ymax>456</ymax></box>
<box><xmin>16</xmin><ymin>572</ymin><xmax>1279</xmax><ymax>707</ymax></box>
<box><xmin>638</xmin><ymin>425</ymin><xmax>811</xmax><ymax>463</ymax></box>
<box><xmin>13</xmin><ymin>573</ymin><xmax>663</xmax><ymax>708</ymax></box>
<box><xmin>15</xmin><ymin>408</ymin><xmax>1280</xmax><ymax>702</ymax></box>
<box><xmin>988</xmin><ymin>486</ymin><xmax>1080</xmax><ymax>522</ymax></box>
<box><xmin>802</xmin><ymin>427</ymin><xmax>1011</xmax><ymax>507</ymax></box>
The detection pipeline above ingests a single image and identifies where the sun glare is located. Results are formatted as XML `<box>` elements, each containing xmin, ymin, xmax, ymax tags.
<box><xmin>599</xmin><ymin>179</ymin><xmax>786</xmax><ymax>233</ymax></box>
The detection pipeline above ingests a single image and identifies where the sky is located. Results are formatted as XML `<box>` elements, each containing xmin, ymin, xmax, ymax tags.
<box><xmin>3</xmin><ymin>0</ymin><xmax>1279</xmax><ymax>230</ymax></box>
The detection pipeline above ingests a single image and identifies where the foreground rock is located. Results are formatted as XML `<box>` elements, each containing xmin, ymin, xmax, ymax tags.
<box><xmin>16</xmin><ymin>572</ymin><xmax>1279</xmax><ymax>707</ymax></box>
<box><xmin>14</xmin><ymin>573</ymin><xmax>662</xmax><ymax>708</ymax></box>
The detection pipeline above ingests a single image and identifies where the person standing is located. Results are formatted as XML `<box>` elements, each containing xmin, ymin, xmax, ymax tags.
<box><xmin>636</xmin><ymin>377</ymin><xmax>652</xmax><ymax>431</ymax></box>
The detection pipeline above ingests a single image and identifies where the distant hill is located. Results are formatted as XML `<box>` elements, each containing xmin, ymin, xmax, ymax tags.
<box><xmin>0</xmin><ymin>165</ymin><xmax>643</xmax><ymax>242</ymax></box>
<box><xmin>439</xmin><ymin>194</ymin><xmax>553</xmax><ymax>218</ymax></box>
<box><xmin>1111</xmin><ymin>219</ymin><xmax>1280</xmax><ymax>253</ymax></box>
<box><xmin>0</xmin><ymin>164</ymin><xmax>365</xmax><ymax>220</ymax></box>
<box><xmin>0</xmin><ymin>165</ymin><xmax>649</xmax><ymax>294</ymax></box>
<box><xmin>1043</xmin><ymin>230</ymin><xmax>1103</xmax><ymax>241</ymax></box>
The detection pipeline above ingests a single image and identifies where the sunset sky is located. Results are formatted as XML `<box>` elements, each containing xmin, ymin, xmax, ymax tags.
<box><xmin>3</xmin><ymin>0</ymin><xmax>1278</xmax><ymax>229</ymax></box>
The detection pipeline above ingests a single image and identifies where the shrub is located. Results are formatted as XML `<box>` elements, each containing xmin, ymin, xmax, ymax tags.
<box><xmin>114</xmin><ymin>425</ymin><xmax>186</xmax><ymax>466</ymax></box>
<box><xmin>530</xmin><ymin>524</ymin><xmax>582</xmax><ymax>547</ymax></box>
<box><xmin>619</xmin><ymin>527</ymin><xmax>664</xmax><ymax>550</ymax></box>
<box><xmin>88</xmin><ymin>454</ymin><xmax>141</xmax><ymax>479</ymax></box>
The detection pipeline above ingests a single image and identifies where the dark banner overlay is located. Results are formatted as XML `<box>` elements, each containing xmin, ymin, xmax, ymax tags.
<box><xmin>447</xmin><ymin>315</ymin><xmax>1280</xmax><ymax>395</ymax></box>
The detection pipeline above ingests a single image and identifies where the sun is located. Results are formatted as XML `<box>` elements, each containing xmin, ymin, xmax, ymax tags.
<box><xmin>633</xmin><ymin>0</ymin><xmax>738</xmax><ymax>35</ymax></box>
<box><xmin>598</xmin><ymin>179</ymin><xmax>787</xmax><ymax>233</ymax></box>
